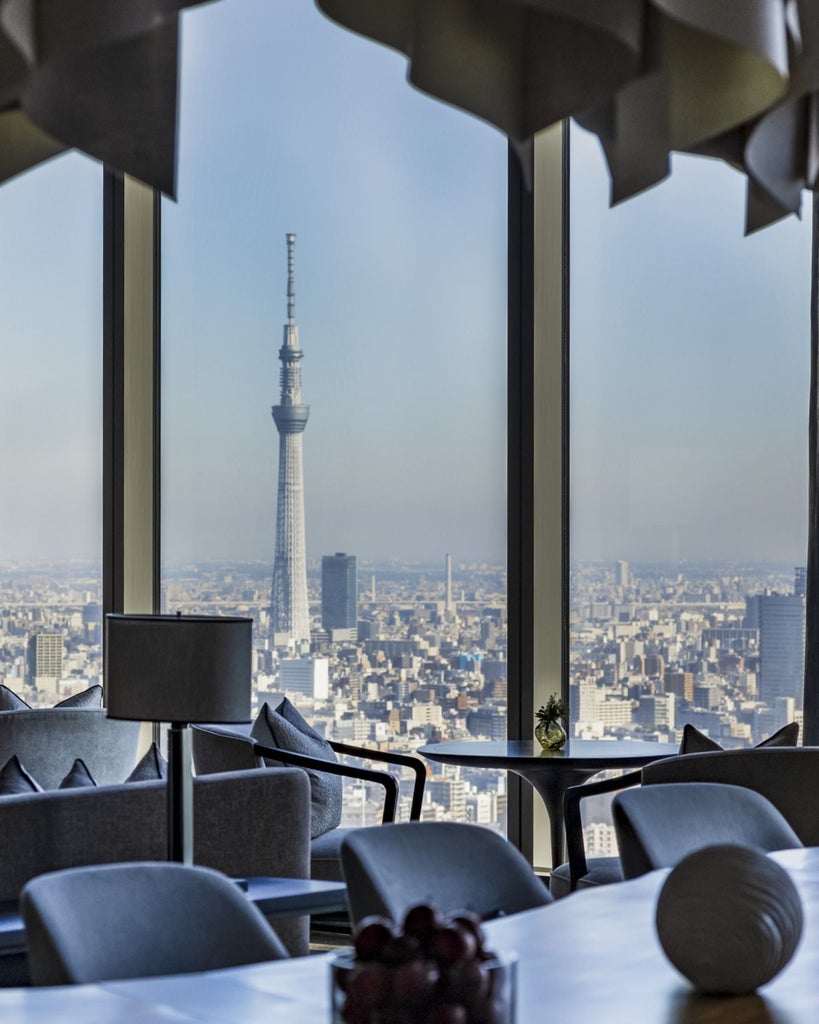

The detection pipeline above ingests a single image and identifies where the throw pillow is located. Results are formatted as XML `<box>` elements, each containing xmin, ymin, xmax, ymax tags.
<box><xmin>0</xmin><ymin>686</ymin><xmax>30</xmax><ymax>712</ymax></box>
<box><xmin>125</xmin><ymin>742</ymin><xmax>168</xmax><ymax>783</ymax></box>
<box><xmin>0</xmin><ymin>684</ymin><xmax>103</xmax><ymax>711</ymax></box>
<box><xmin>680</xmin><ymin>722</ymin><xmax>799</xmax><ymax>755</ymax></box>
<box><xmin>251</xmin><ymin>699</ymin><xmax>342</xmax><ymax>838</ymax></box>
<box><xmin>58</xmin><ymin>758</ymin><xmax>97</xmax><ymax>789</ymax></box>
<box><xmin>55</xmin><ymin>685</ymin><xmax>103</xmax><ymax>709</ymax></box>
<box><xmin>0</xmin><ymin>755</ymin><xmax>42</xmax><ymax>795</ymax></box>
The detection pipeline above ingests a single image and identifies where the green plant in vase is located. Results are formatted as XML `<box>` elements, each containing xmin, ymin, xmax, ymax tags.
<box><xmin>535</xmin><ymin>694</ymin><xmax>568</xmax><ymax>750</ymax></box>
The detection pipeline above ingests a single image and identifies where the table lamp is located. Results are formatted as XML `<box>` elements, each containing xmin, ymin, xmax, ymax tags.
<box><xmin>105</xmin><ymin>613</ymin><xmax>252</xmax><ymax>864</ymax></box>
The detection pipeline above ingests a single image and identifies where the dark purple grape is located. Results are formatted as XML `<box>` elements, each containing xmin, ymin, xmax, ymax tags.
<box><xmin>426</xmin><ymin>1003</ymin><xmax>468</xmax><ymax>1024</ymax></box>
<box><xmin>347</xmin><ymin>961</ymin><xmax>393</xmax><ymax>1009</ymax></box>
<box><xmin>392</xmin><ymin>958</ymin><xmax>441</xmax><ymax>1005</ymax></box>
<box><xmin>382</xmin><ymin>932</ymin><xmax>421</xmax><ymax>965</ymax></box>
<box><xmin>449</xmin><ymin>912</ymin><xmax>486</xmax><ymax>954</ymax></box>
<box><xmin>403</xmin><ymin>904</ymin><xmax>445</xmax><ymax>945</ymax></box>
<box><xmin>354</xmin><ymin>917</ymin><xmax>396</xmax><ymax>961</ymax></box>
<box><xmin>440</xmin><ymin>959</ymin><xmax>488</xmax><ymax>1006</ymax></box>
<box><xmin>340</xmin><ymin>995</ymin><xmax>369</xmax><ymax>1024</ymax></box>
<box><xmin>430</xmin><ymin>924</ymin><xmax>478</xmax><ymax>964</ymax></box>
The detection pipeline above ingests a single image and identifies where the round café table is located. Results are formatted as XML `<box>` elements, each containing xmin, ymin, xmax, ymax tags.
<box><xmin>417</xmin><ymin>739</ymin><xmax>678</xmax><ymax>867</ymax></box>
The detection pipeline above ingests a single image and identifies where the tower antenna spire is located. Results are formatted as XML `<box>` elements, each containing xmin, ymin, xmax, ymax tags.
<box><xmin>287</xmin><ymin>233</ymin><xmax>296</xmax><ymax>324</ymax></box>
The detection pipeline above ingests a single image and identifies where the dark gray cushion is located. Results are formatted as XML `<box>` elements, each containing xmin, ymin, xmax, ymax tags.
<box><xmin>0</xmin><ymin>687</ymin><xmax>30</xmax><ymax>712</ymax></box>
<box><xmin>549</xmin><ymin>857</ymin><xmax>623</xmax><ymax>899</ymax></box>
<box><xmin>310</xmin><ymin>827</ymin><xmax>352</xmax><ymax>882</ymax></box>
<box><xmin>0</xmin><ymin>685</ymin><xmax>103</xmax><ymax>712</ymax></box>
<box><xmin>125</xmin><ymin>743</ymin><xmax>167</xmax><ymax>783</ymax></box>
<box><xmin>680</xmin><ymin>722</ymin><xmax>799</xmax><ymax>754</ymax></box>
<box><xmin>251</xmin><ymin>699</ymin><xmax>341</xmax><ymax>839</ymax></box>
<box><xmin>0</xmin><ymin>755</ymin><xmax>42</xmax><ymax>795</ymax></box>
<box><xmin>58</xmin><ymin>758</ymin><xmax>97</xmax><ymax>789</ymax></box>
<box><xmin>54</xmin><ymin>686</ymin><xmax>103</xmax><ymax>709</ymax></box>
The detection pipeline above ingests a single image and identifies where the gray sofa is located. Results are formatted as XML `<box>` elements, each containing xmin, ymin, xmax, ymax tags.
<box><xmin>0</xmin><ymin>766</ymin><xmax>311</xmax><ymax>983</ymax></box>
<box><xmin>0</xmin><ymin>709</ymin><xmax>141</xmax><ymax>787</ymax></box>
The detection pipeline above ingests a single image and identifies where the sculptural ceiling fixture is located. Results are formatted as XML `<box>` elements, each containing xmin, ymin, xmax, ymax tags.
<box><xmin>0</xmin><ymin>0</ymin><xmax>213</xmax><ymax>198</ymax></box>
<box><xmin>316</xmin><ymin>0</ymin><xmax>819</xmax><ymax>234</ymax></box>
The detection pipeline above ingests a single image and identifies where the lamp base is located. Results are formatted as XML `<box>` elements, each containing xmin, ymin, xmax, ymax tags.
<box><xmin>168</xmin><ymin>723</ymin><xmax>193</xmax><ymax>864</ymax></box>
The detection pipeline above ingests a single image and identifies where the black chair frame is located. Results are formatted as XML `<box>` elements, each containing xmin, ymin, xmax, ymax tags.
<box><xmin>563</xmin><ymin>768</ymin><xmax>642</xmax><ymax>891</ymax></box>
<box><xmin>251</xmin><ymin>739</ymin><xmax>426</xmax><ymax>823</ymax></box>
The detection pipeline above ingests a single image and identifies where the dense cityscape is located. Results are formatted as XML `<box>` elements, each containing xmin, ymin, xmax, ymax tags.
<box><xmin>0</xmin><ymin>557</ymin><xmax>806</xmax><ymax>857</ymax></box>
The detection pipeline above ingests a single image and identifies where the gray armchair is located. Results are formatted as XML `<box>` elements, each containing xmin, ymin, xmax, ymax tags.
<box><xmin>613</xmin><ymin>782</ymin><xmax>802</xmax><ymax>879</ymax></box>
<box><xmin>22</xmin><ymin>862</ymin><xmax>287</xmax><ymax>986</ymax></box>
<box><xmin>553</xmin><ymin>747</ymin><xmax>819</xmax><ymax>898</ymax></box>
<box><xmin>340</xmin><ymin>822</ymin><xmax>552</xmax><ymax>927</ymax></box>
<box><xmin>192</xmin><ymin>724</ymin><xmax>426</xmax><ymax>883</ymax></box>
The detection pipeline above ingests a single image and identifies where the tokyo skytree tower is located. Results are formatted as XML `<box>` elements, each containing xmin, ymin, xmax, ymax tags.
<box><xmin>270</xmin><ymin>233</ymin><xmax>310</xmax><ymax>643</ymax></box>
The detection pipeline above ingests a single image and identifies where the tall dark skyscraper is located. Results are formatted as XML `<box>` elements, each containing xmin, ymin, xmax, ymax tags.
<box><xmin>759</xmin><ymin>594</ymin><xmax>805</xmax><ymax>705</ymax></box>
<box><xmin>270</xmin><ymin>234</ymin><xmax>310</xmax><ymax>643</ymax></box>
<box><xmin>322</xmin><ymin>553</ymin><xmax>357</xmax><ymax>633</ymax></box>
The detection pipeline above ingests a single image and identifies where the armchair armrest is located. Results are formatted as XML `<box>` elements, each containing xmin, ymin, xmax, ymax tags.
<box><xmin>563</xmin><ymin>768</ymin><xmax>643</xmax><ymax>890</ymax></box>
<box><xmin>329</xmin><ymin>742</ymin><xmax>427</xmax><ymax>820</ymax></box>
<box><xmin>252</xmin><ymin>742</ymin><xmax>400</xmax><ymax>824</ymax></box>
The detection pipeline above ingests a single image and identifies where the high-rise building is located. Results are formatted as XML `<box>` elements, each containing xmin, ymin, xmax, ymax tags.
<box><xmin>759</xmin><ymin>593</ymin><xmax>805</xmax><ymax>705</ymax></box>
<box><xmin>615</xmin><ymin>560</ymin><xmax>630</xmax><ymax>587</ymax></box>
<box><xmin>279</xmin><ymin>657</ymin><xmax>329</xmax><ymax>699</ymax></box>
<box><xmin>27</xmin><ymin>632</ymin><xmax>63</xmax><ymax>682</ymax></box>
<box><xmin>270</xmin><ymin>234</ymin><xmax>311</xmax><ymax>644</ymax></box>
<box><xmin>321</xmin><ymin>553</ymin><xmax>357</xmax><ymax>636</ymax></box>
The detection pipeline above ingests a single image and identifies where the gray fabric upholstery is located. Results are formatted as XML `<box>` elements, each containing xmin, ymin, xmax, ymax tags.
<box><xmin>54</xmin><ymin>686</ymin><xmax>104</xmax><ymax>709</ymax></box>
<box><xmin>341</xmin><ymin>822</ymin><xmax>552</xmax><ymax>927</ymax></box>
<box><xmin>641</xmin><ymin>748</ymin><xmax>819</xmax><ymax>846</ymax></box>
<box><xmin>57</xmin><ymin>758</ymin><xmax>96</xmax><ymax>789</ymax></box>
<box><xmin>553</xmin><ymin>743</ymin><xmax>813</xmax><ymax>898</ymax></box>
<box><xmin>548</xmin><ymin>857</ymin><xmax>622</xmax><ymax>899</ymax></box>
<box><xmin>0</xmin><ymin>685</ymin><xmax>103</xmax><ymax>712</ymax></box>
<box><xmin>192</xmin><ymin>723</ymin><xmax>259</xmax><ymax>774</ymax></box>
<box><xmin>613</xmin><ymin>782</ymin><xmax>802</xmax><ymax>880</ymax></box>
<box><xmin>23</xmin><ymin>861</ymin><xmax>288</xmax><ymax>985</ymax></box>
<box><xmin>252</xmin><ymin>700</ymin><xmax>342</xmax><ymax>838</ymax></box>
<box><xmin>125</xmin><ymin>741</ymin><xmax>167</xmax><ymax>782</ymax></box>
<box><xmin>0</xmin><ymin>755</ymin><xmax>42</xmax><ymax>794</ymax></box>
<box><xmin>310</xmin><ymin>827</ymin><xmax>355</xmax><ymax>882</ymax></box>
<box><xmin>193</xmin><ymin>725</ymin><xmax>353</xmax><ymax>884</ymax></box>
<box><xmin>0</xmin><ymin>687</ymin><xmax>30</xmax><ymax>712</ymax></box>
<box><xmin>679</xmin><ymin>722</ymin><xmax>799</xmax><ymax>754</ymax></box>
<box><xmin>0</xmin><ymin>709</ymin><xmax>140</xmax><ymax>789</ymax></box>
<box><xmin>0</xmin><ymin>767</ymin><xmax>312</xmax><ymax>956</ymax></box>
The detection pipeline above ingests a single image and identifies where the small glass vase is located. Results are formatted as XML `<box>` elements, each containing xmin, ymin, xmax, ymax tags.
<box><xmin>535</xmin><ymin>718</ymin><xmax>567</xmax><ymax>750</ymax></box>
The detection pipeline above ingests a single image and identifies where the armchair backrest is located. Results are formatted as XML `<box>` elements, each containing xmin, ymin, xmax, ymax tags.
<box><xmin>0</xmin><ymin>709</ymin><xmax>140</xmax><ymax>788</ymax></box>
<box><xmin>614</xmin><ymin>782</ymin><xmax>802</xmax><ymax>879</ymax></box>
<box><xmin>341</xmin><ymin>822</ymin><xmax>552</xmax><ymax>927</ymax></box>
<box><xmin>642</xmin><ymin>748</ymin><xmax>819</xmax><ymax>846</ymax></box>
<box><xmin>192</xmin><ymin>723</ymin><xmax>259</xmax><ymax>774</ymax></box>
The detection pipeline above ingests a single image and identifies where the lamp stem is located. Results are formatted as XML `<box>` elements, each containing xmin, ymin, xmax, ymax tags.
<box><xmin>168</xmin><ymin>723</ymin><xmax>193</xmax><ymax>864</ymax></box>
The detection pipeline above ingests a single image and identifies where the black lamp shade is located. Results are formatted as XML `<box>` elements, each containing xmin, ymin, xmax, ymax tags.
<box><xmin>105</xmin><ymin>614</ymin><xmax>252</xmax><ymax>724</ymax></box>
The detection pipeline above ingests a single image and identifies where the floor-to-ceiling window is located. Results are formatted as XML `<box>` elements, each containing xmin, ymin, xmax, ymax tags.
<box><xmin>161</xmin><ymin>0</ymin><xmax>508</xmax><ymax>829</ymax></box>
<box><xmin>0</xmin><ymin>157</ymin><xmax>103</xmax><ymax>707</ymax></box>
<box><xmin>569</xmin><ymin>120</ymin><xmax>811</xmax><ymax>854</ymax></box>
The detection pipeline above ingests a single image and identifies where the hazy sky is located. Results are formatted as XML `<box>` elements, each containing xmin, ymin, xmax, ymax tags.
<box><xmin>570</xmin><ymin>126</ymin><xmax>812</xmax><ymax>566</ymax></box>
<box><xmin>161</xmin><ymin>0</ymin><xmax>508</xmax><ymax>565</ymax></box>
<box><xmin>0</xmin><ymin>0</ymin><xmax>813</xmax><ymax>569</ymax></box>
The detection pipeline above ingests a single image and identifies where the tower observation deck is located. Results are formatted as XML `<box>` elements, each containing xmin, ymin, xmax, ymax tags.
<box><xmin>270</xmin><ymin>233</ymin><xmax>310</xmax><ymax>643</ymax></box>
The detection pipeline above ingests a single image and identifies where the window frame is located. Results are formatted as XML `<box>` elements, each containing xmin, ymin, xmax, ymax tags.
<box><xmin>104</xmin><ymin>125</ymin><xmax>570</xmax><ymax>866</ymax></box>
